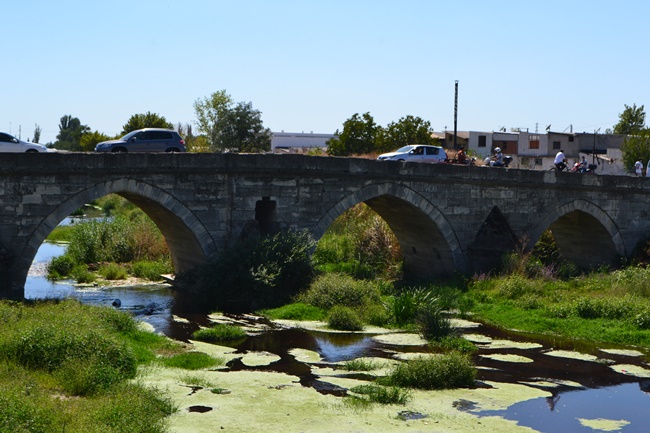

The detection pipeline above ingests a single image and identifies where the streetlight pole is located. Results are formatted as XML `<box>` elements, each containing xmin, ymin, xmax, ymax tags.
<box><xmin>453</xmin><ymin>80</ymin><xmax>458</xmax><ymax>150</ymax></box>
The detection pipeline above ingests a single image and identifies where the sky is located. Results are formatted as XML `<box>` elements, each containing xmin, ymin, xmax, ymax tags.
<box><xmin>3</xmin><ymin>0</ymin><xmax>649</xmax><ymax>144</ymax></box>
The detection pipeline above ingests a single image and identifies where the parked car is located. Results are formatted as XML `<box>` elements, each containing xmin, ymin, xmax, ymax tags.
<box><xmin>94</xmin><ymin>128</ymin><xmax>186</xmax><ymax>153</ymax></box>
<box><xmin>0</xmin><ymin>132</ymin><xmax>56</xmax><ymax>153</ymax></box>
<box><xmin>377</xmin><ymin>145</ymin><xmax>447</xmax><ymax>163</ymax></box>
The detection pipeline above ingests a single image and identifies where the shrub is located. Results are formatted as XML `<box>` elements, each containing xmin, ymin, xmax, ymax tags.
<box><xmin>47</xmin><ymin>254</ymin><xmax>76</xmax><ymax>278</ymax></box>
<box><xmin>416</xmin><ymin>305</ymin><xmax>455</xmax><ymax>341</ymax></box>
<box><xmin>298</xmin><ymin>273</ymin><xmax>381</xmax><ymax>310</ymax></box>
<box><xmin>71</xmin><ymin>264</ymin><xmax>96</xmax><ymax>284</ymax></box>
<box><xmin>131</xmin><ymin>260</ymin><xmax>172</xmax><ymax>281</ymax></box>
<box><xmin>328</xmin><ymin>306</ymin><xmax>364</xmax><ymax>331</ymax></box>
<box><xmin>342</xmin><ymin>359</ymin><xmax>382</xmax><ymax>371</ymax></box>
<box><xmin>389</xmin><ymin>287</ymin><xmax>439</xmax><ymax>326</ymax></box>
<box><xmin>182</xmin><ymin>230</ymin><xmax>315</xmax><ymax>311</ymax></box>
<box><xmin>98</xmin><ymin>263</ymin><xmax>128</xmax><ymax>280</ymax></box>
<box><xmin>381</xmin><ymin>353</ymin><xmax>476</xmax><ymax>390</ymax></box>
<box><xmin>349</xmin><ymin>384</ymin><xmax>411</xmax><ymax>405</ymax></box>
<box><xmin>192</xmin><ymin>324</ymin><xmax>247</xmax><ymax>343</ymax></box>
<box><xmin>160</xmin><ymin>352</ymin><xmax>223</xmax><ymax>370</ymax></box>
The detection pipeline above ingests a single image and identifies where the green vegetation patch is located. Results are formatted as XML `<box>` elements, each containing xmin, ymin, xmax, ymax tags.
<box><xmin>159</xmin><ymin>351</ymin><xmax>224</xmax><ymax>370</ymax></box>
<box><xmin>193</xmin><ymin>324</ymin><xmax>247</xmax><ymax>343</ymax></box>
<box><xmin>380</xmin><ymin>353</ymin><xmax>476</xmax><ymax>390</ymax></box>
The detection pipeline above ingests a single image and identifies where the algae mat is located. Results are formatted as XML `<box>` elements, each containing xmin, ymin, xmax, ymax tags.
<box><xmin>140</xmin><ymin>364</ymin><xmax>547</xmax><ymax>433</ymax></box>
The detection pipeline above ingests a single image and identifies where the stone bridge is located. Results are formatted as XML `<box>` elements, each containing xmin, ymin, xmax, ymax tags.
<box><xmin>2</xmin><ymin>153</ymin><xmax>650</xmax><ymax>300</ymax></box>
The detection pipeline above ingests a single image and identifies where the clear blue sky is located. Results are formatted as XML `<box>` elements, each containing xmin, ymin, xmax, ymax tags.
<box><xmin>4</xmin><ymin>0</ymin><xmax>649</xmax><ymax>144</ymax></box>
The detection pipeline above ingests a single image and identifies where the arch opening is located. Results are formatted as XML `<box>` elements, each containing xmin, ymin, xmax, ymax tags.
<box><xmin>16</xmin><ymin>180</ymin><xmax>215</xmax><ymax>296</ymax></box>
<box><xmin>314</xmin><ymin>185</ymin><xmax>464</xmax><ymax>280</ymax></box>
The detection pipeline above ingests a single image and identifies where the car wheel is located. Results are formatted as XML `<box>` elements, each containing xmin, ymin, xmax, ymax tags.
<box><xmin>111</xmin><ymin>147</ymin><xmax>127</xmax><ymax>153</ymax></box>
<box><xmin>397</xmin><ymin>158</ymin><xmax>405</xmax><ymax>162</ymax></box>
<box><xmin>25</xmin><ymin>149</ymin><xmax>38</xmax><ymax>153</ymax></box>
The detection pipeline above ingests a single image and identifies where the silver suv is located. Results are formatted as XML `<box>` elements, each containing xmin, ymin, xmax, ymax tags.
<box><xmin>95</xmin><ymin>128</ymin><xmax>186</xmax><ymax>153</ymax></box>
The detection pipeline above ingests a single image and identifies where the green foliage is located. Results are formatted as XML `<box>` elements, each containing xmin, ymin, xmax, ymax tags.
<box><xmin>326</xmin><ymin>112</ymin><xmax>381</xmax><ymax>156</ymax></box>
<box><xmin>184</xmin><ymin>230</ymin><xmax>315</xmax><ymax>311</ymax></box>
<box><xmin>0</xmin><ymin>300</ymin><xmax>177</xmax><ymax>432</ymax></box>
<box><xmin>327</xmin><ymin>306</ymin><xmax>364</xmax><ymax>331</ymax></box>
<box><xmin>54</xmin><ymin>114</ymin><xmax>90</xmax><ymax>151</ymax></box>
<box><xmin>621</xmin><ymin>129</ymin><xmax>650</xmax><ymax>172</ymax></box>
<box><xmin>80</xmin><ymin>130</ymin><xmax>112</xmax><ymax>152</ymax></box>
<box><xmin>349</xmin><ymin>384</ymin><xmax>411</xmax><ymax>405</ymax></box>
<box><xmin>192</xmin><ymin>324</ymin><xmax>247</xmax><ymax>343</ymax></box>
<box><xmin>431</xmin><ymin>336</ymin><xmax>477</xmax><ymax>354</ymax></box>
<box><xmin>613</xmin><ymin>103</ymin><xmax>646</xmax><ymax>135</ymax></box>
<box><xmin>46</xmin><ymin>224</ymin><xmax>74</xmax><ymax>242</ymax></box>
<box><xmin>121</xmin><ymin>112</ymin><xmax>174</xmax><ymax>135</ymax></box>
<box><xmin>298</xmin><ymin>273</ymin><xmax>382</xmax><ymax>310</ymax></box>
<box><xmin>131</xmin><ymin>260</ymin><xmax>172</xmax><ymax>281</ymax></box>
<box><xmin>47</xmin><ymin>254</ymin><xmax>76</xmax><ymax>278</ymax></box>
<box><xmin>381</xmin><ymin>353</ymin><xmax>476</xmax><ymax>390</ymax></box>
<box><xmin>342</xmin><ymin>359</ymin><xmax>383</xmax><ymax>371</ymax></box>
<box><xmin>194</xmin><ymin>89</ymin><xmax>271</xmax><ymax>152</ymax></box>
<box><xmin>416</xmin><ymin>304</ymin><xmax>454</xmax><ymax>341</ymax></box>
<box><xmin>313</xmin><ymin>203</ymin><xmax>402</xmax><ymax>280</ymax></box>
<box><xmin>98</xmin><ymin>263</ymin><xmax>128</xmax><ymax>280</ymax></box>
<box><xmin>378</xmin><ymin>115</ymin><xmax>439</xmax><ymax>153</ymax></box>
<box><xmin>389</xmin><ymin>287</ymin><xmax>439</xmax><ymax>327</ymax></box>
<box><xmin>259</xmin><ymin>302</ymin><xmax>327</xmax><ymax>321</ymax></box>
<box><xmin>159</xmin><ymin>352</ymin><xmax>223</xmax><ymax>370</ymax></box>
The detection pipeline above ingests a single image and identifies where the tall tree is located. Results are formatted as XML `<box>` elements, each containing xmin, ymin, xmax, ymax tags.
<box><xmin>32</xmin><ymin>124</ymin><xmax>41</xmax><ymax>143</ymax></box>
<box><xmin>613</xmin><ymin>104</ymin><xmax>646</xmax><ymax>135</ymax></box>
<box><xmin>55</xmin><ymin>115</ymin><xmax>89</xmax><ymax>151</ymax></box>
<box><xmin>121</xmin><ymin>112</ymin><xmax>173</xmax><ymax>135</ymax></box>
<box><xmin>326</xmin><ymin>112</ymin><xmax>381</xmax><ymax>156</ymax></box>
<box><xmin>380</xmin><ymin>115</ymin><xmax>438</xmax><ymax>152</ymax></box>
<box><xmin>194</xmin><ymin>90</ymin><xmax>271</xmax><ymax>152</ymax></box>
<box><xmin>217</xmin><ymin>101</ymin><xmax>271</xmax><ymax>152</ymax></box>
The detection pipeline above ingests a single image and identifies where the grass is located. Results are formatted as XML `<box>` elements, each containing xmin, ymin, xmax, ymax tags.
<box><xmin>259</xmin><ymin>302</ymin><xmax>327</xmax><ymax>321</ymax></box>
<box><xmin>0</xmin><ymin>299</ymin><xmax>179</xmax><ymax>432</ymax></box>
<box><xmin>192</xmin><ymin>324</ymin><xmax>247</xmax><ymax>343</ymax></box>
<box><xmin>348</xmin><ymin>384</ymin><xmax>411</xmax><ymax>405</ymax></box>
<box><xmin>466</xmin><ymin>266</ymin><xmax>650</xmax><ymax>348</ymax></box>
<box><xmin>159</xmin><ymin>352</ymin><xmax>224</xmax><ymax>370</ymax></box>
<box><xmin>328</xmin><ymin>305</ymin><xmax>364</xmax><ymax>331</ymax></box>
<box><xmin>342</xmin><ymin>359</ymin><xmax>383</xmax><ymax>371</ymax></box>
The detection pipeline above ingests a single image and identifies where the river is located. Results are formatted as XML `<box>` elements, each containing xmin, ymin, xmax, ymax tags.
<box><xmin>25</xmin><ymin>241</ymin><xmax>650</xmax><ymax>433</ymax></box>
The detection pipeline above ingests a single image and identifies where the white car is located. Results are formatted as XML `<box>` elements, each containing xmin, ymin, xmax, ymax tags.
<box><xmin>377</xmin><ymin>144</ymin><xmax>447</xmax><ymax>163</ymax></box>
<box><xmin>0</xmin><ymin>132</ymin><xmax>56</xmax><ymax>153</ymax></box>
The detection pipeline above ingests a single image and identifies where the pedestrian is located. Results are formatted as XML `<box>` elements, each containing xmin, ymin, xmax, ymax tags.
<box><xmin>635</xmin><ymin>159</ymin><xmax>643</xmax><ymax>177</ymax></box>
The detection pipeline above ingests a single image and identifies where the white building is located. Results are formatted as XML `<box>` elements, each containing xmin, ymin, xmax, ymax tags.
<box><xmin>271</xmin><ymin>131</ymin><xmax>335</xmax><ymax>151</ymax></box>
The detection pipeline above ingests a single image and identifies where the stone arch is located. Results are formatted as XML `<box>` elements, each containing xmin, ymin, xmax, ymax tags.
<box><xmin>529</xmin><ymin>199</ymin><xmax>625</xmax><ymax>268</ymax></box>
<box><xmin>16</xmin><ymin>178</ymin><xmax>216</xmax><ymax>291</ymax></box>
<box><xmin>315</xmin><ymin>183</ymin><xmax>465</xmax><ymax>277</ymax></box>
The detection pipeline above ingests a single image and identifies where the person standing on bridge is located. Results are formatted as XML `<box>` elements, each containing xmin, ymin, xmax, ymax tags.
<box><xmin>635</xmin><ymin>159</ymin><xmax>644</xmax><ymax>177</ymax></box>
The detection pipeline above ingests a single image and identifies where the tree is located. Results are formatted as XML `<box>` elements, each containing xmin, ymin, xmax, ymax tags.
<box><xmin>380</xmin><ymin>115</ymin><xmax>438</xmax><ymax>152</ymax></box>
<box><xmin>326</xmin><ymin>112</ymin><xmax>381</xmax><ymax>156</ymax></box>
<box><xmin>218</xmin><ymin>101</ymin><xmax>272</xmax><ymax>152</ymax></box>
<box><xmin>121</xmin><ymin>112</ymin><xmax>173</xmax><ymax>135</ymax></box>
<box><xmin>194</xmin><ymin>90</ymin><xmax>271</xmax><ymax>152</ymax></box>
<box><xmin>32</xmin><ymin>124</ymin><xmax>41</xmax><ymax>143</ymax></box>
<box><xmin>614</xmin><ymin>104</ymin><xmax>646</xmax><ymax>135</ymax></box>
<box><xmin>55</xmin><ymin>115</ymin><xmax>89</xmax><ymax>151</ymax></box>
<box><xmin>621</xmin><ymin>128</ymin><xmax>650</xmax><ymax>172</ymax></box>
<box><xmin>80</xmin><ymin>130</ymin><xmax>112</xmax><ymax>152</ymax></box>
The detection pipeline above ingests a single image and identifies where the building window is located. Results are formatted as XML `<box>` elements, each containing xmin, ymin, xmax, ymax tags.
<box><xmin>478</xmin><ymin>135</ymin><xmax>486</xmax><ymax>147</ymax></box>
<box><xmin>535</xmin><ymin>158</ymin><xmax>542</xmax><ymax>165</ymax></box>
<box><xmin>569</xmin><ymin>136</ymin><xmax>574</xmax><ymax>142</ymax></box>
<box><xmin>529</xmin><ymin>135</ymin><xmax>540</xmax><ymax>150</ymax></box>
<box><xmin>553</xmin><ymin>141</ymin><xmax>561</xmax><ymax>150</ymax></box>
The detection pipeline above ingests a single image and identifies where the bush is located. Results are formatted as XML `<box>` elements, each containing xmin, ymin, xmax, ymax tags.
<box><xmin>260</xmin><ymin>303</ymin><xmax>326</xmax><ymax>321</ymax></box>
<box><xmin>98</xmin><ymin>263</ymin><xmax>128</xmax><ymax>280</ymax></box>
<box><xmin>131</xmin><ymin>260</ymin><xmax>172</xmax><ymax>281</ymax></box>
<box><xmin>349</xmin><ymin>384</ymin><xmax>411</xmax><ymax>405</ymax></box>
<box><xmin>192</xmin><ymin>324</ymin><xmax>247</xmax><ymax>343</ymax></box>
<box><xmin>71</xmin><ymin>264</ymin><xmax>96</xmax><ymax>284</ymax></box>
<box><xmin>416</xmin><ymin>305</ymin><xmax>455</xmax><ymax>341</ymax></box>
<box><xmin>328</xmin><ymin>306</ymin><xmax>364</xmax><ymax>331</ymax></box>
<box><xmin>389</xmin><ymin>287</ymin><xmax>439</xmax><ymax>326</ymax></box>
<box><xmin>182</xmin><ymin>230</ymin><xmax>315</xmax><ymax>311</ymax></box>
<box><xmin>381</xmin><ymin>353</ymin><xmax>476</xmax><ymax>390</ymax></box>
<box><xmin>47</xmin><ymin>254</ymin><xmax>76</xmax><ymax>278</ymax></box>
<box><xmin>298</xmin><ymin>273</ymin><xmax>381</xmax><ymax>310</ymax></box>
<box><xmin>159</xmin><ymin>352</ymin><xmax>223</xmax><ymax>370</ymax></box>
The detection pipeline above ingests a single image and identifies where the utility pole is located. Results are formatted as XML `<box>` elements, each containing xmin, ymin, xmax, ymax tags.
<box><xmin>453</xmin><ymin>80</ymin><xmax>458</xmax><ymax>150</ymax></box>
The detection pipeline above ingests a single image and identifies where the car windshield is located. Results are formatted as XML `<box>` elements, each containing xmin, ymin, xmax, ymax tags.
<box><xmin>121</xmin><ymin>131</ymin><xmax>139</xmax><ymax>141</ymax></box>
<box><xmin>395</xmin><ymin>145</ymin><xmax>415</xmax><ymax>153</ymax></box>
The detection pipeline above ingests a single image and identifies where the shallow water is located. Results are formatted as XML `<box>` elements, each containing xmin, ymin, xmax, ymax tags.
<box><xmin>25</xmin><ymin>242</ymin><xmax>650</xmax><ymax>433</ymax></box>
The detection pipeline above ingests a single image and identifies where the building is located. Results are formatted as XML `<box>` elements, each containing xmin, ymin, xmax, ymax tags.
<box><xmin>271</xmin><ymin>131</ymin><xmax>336</xmax><ymax>152</ymax></box>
